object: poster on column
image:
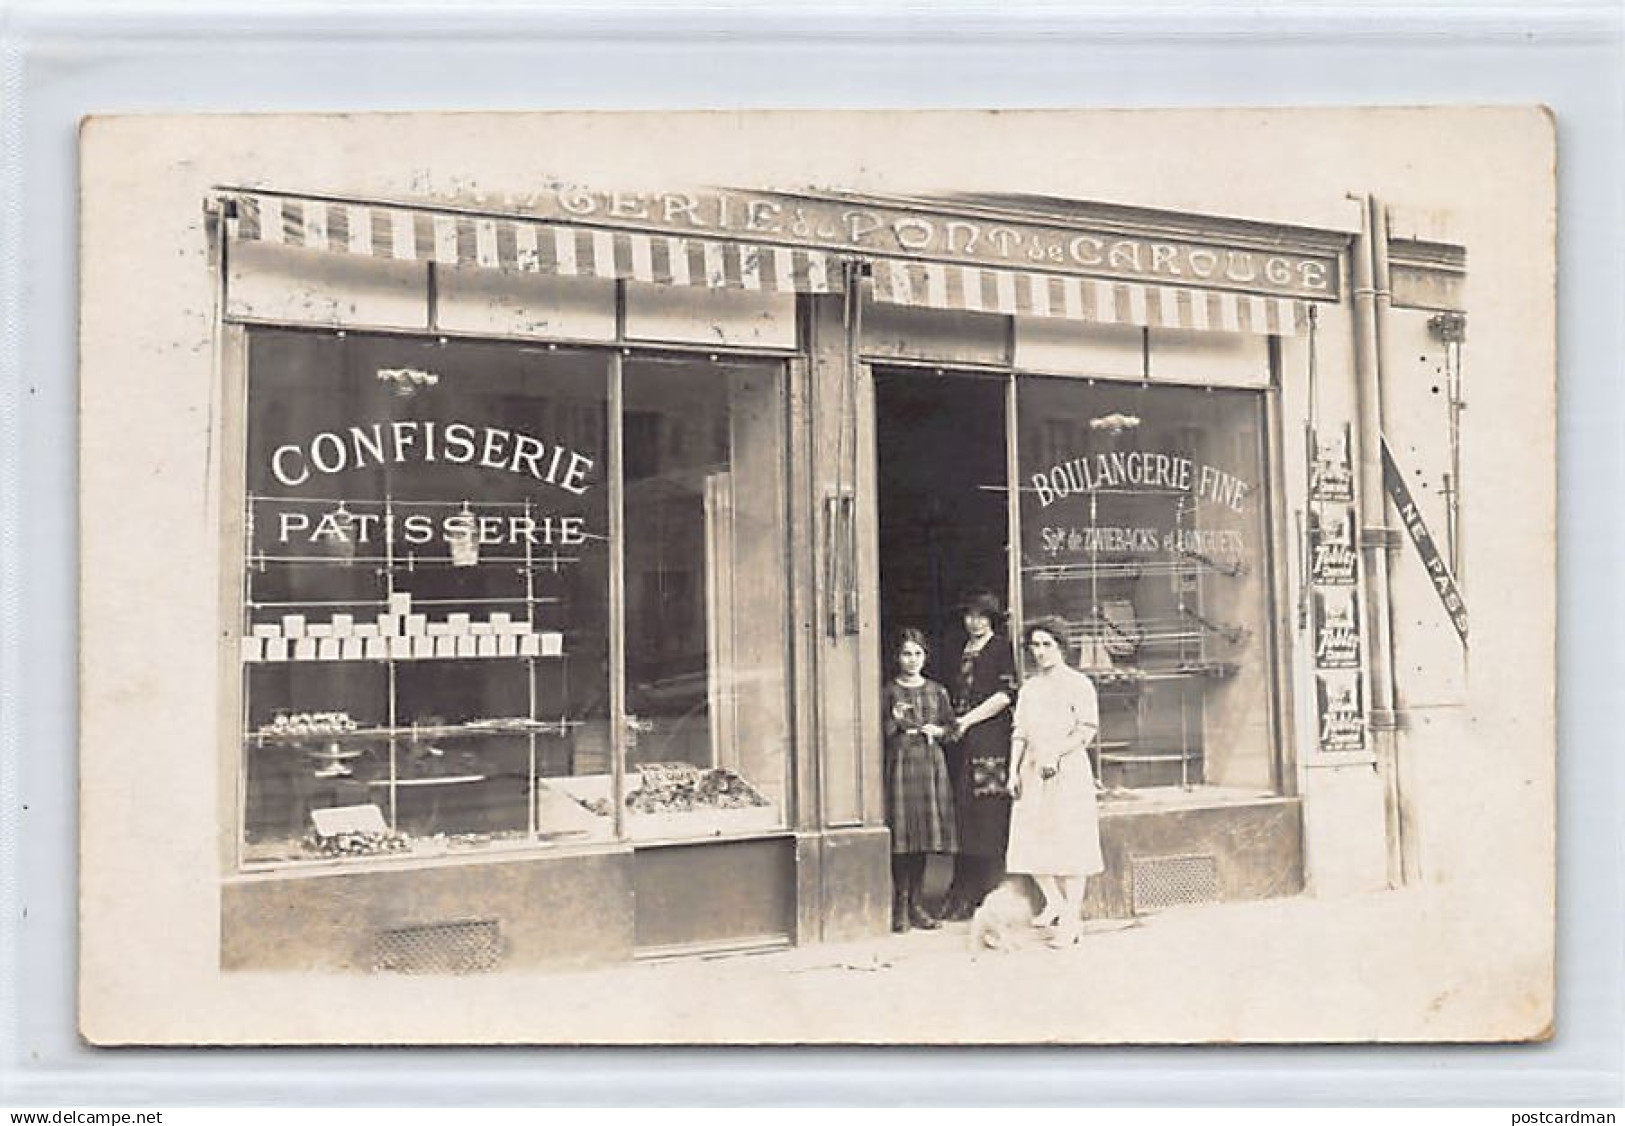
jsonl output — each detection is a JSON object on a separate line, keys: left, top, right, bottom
{"left": 76, "top": 109, "right": 1556, "bottom": 1046}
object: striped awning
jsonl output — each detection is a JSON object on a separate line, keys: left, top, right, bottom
{"left": 868, "top": 257, "right": 1308, "bottom": 336}
{"left": 223, "top": 192, "right": 843, "bottom": 295}
{"left": 221, "top": 191, "right": 1308, "bottom": 334}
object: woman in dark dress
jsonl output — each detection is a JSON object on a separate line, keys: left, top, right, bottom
{"left": 941, "top": 589, "right": 1018, "bottom": 921}
{"left": 881, "top": 629, "right": 958, "bottom": 933}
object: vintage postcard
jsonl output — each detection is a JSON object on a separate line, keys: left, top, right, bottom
{"left": 77, "top": 108, "right": 1554, "bottom": 1044}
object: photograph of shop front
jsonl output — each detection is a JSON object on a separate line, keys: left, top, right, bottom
{"left": 213, "top": 184, "right": 1467, "bottom": 973}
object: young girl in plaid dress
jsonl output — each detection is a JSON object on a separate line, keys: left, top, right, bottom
{"left": 882, "top": 629, "right": 958, "bottom": 933}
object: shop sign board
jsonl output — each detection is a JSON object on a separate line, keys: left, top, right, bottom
{"left": 1313, "top": 589, "right": 1362, "bottom": 669}
{"left": 1309, "top": 506, "right": 1358, "bottom": 585}
{"left": 1310, "top": 424, "right": 1355, "bottom": 502}
{"left": 484, "top": 186, "right": 1341, "bottom": 300}
{"left": 1382, "top": 437, "right": 1469, "bottom": 646}
{"left": 1317, "top": 672, "right": 1367, "bottom": 753}
{"left": 258, "top": 418, "right": 600, "bottom": 552}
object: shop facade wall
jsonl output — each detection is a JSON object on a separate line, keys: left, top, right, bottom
{"left": 1276, "top": 291, "right": 1394, "bottom": 897}
{"left": 1379, "top": 304, "right": 1472, "bottom": 888}
{"left": 794, "top": 827, "right": 893, "bottom": 944}
{"left": 624, "top": 282, "right": 797, "bottom": 349}
{"left": 632, "top": 838, "right": 796, "bottom": 954}
{"left": 807, "top": 292, "right": 886, "bottom": 835}
{"left": 1147, "top": 326, "right": 1271, "bottom": 388}
{"left": 1012, "top": 317, "right": 1142, "bottom": 379}
{"left": 227, "top": 241, "right": 429, "bottom": 330}
{"left": 1088, "top": 798, "right": 1305, "bottom": 919}
{"left": 217, "top": 250, "right": 892, "bottom": 950}
{"left": 221, "top": 847, "right": 636, "bottom": 972}
{"left": 874, "top": 295, "right": 1306, "bottom": 804}
{"left": 437, "top": 265, "right": 617, "bottom": 341}
{"left": 212, "top": 207, "right": 1407, "bottom": 947}
{"left": 1295, "top": 760, "right": 1391, "bottom": 898}
{"left": 861, "top": 301, "right": 1008, "bottom": 367}
{"left": 1380, "top": 306, "right": 1468, "bottom": 709}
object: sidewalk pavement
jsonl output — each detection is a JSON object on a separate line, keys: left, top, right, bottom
{"left": 487, "top": 880, "right": 1551, "bottom": 1044}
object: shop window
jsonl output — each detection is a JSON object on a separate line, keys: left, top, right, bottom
{"left": 237, "top": 331, "right": 791, "bottom": 866}
{"left": 1017, "top": 378, "right": 1276, "bottom": 794}
{"left": 239, "top": 330, "right": 613, "bottom": 864}
{"left": 620, "top": 357, "right": 792, "bottom": 839}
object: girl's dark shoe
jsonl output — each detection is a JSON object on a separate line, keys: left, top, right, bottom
{"left": 907, "top": 899, "right": 942, "bottom": 930}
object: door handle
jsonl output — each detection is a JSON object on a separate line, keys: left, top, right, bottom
{"left": 824, "top": 491, "right": 859, "bottom": 637}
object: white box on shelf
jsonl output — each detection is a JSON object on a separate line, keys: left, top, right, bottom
{"left": 456, "top": 635, "right": 479, "bottom": 658}
{"left": 390, "top": 636, "right": 415, "bottom": 660}
{"left": 434, "top": 636, "right": 458, "bottom": 659}
{"left": 317, "top": 638, "right": 342, "bottom": 661}
{"left": 251, "top": 623, "right": 281, "bottom": 640}
{"left": 476, "top": 635, "right": 499, "bottom": 658}
{"left": 294, "top": 638, "right": 318, "bottom": 661}
{"left": 448, "top": 612, "right": 472, "bottom": 633}
{"left": 497, "top": 635, "right": 518, "bottom": 658}
{"left": 365, "top": 637, "right": 390, "bottom": 661}
{"left": 470, "top": 621, "right": 494, "bottom": 637}
{"left": 411, "top": 636, "right": 436, "bottom": 660}
{"left": 355, "top": 623, "right": 380, "bottom": 640}
{"left": 539, "top": 632, "right": 564, "bottom": 657}
{"left": 265, "top": 638, "right": 290, "bottom": 662}
{"left": 503, "top": 620, "right": 532, "bottom": 636}
{"left": 389, "top": 592, "right": 413, "bottom": 617}
{"left": 519, "top": 634, "right": 541, "bottom": 657}
{"left": 376, "top": 614, "right": 399, "bottom": 637}
{"left": 332, "top": 613, "right": 355, "bottom": 638}
{"left": 281, "top": 614, "right": 307, "bottom": 639}
{"left": 406, "top": 614, "right": 428, "bottom": 637}
{"left": 426, "top": 621, "right": 450, "bottom": 638}
{"left": 489, "top": 612, "right": 512, "bottom": 630}
{"left": 340, "top": 638, "right": 366, "bottom": 661}
{"left": 307, "top": 623, "right": 334, "bottom": 639}
{"left": 240, "top": 636, "right": 263, "bottom": 662}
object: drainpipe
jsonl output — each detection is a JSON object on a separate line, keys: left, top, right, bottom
{"left": 1351, "top": 194, "right": 1408, "bottom": 889}
{"left": 1368, "top": 197, "right": 1420, "bottom": 886}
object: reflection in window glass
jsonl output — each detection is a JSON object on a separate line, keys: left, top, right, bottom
{"left": 240, "top": 331, "right": 613, "bottom": 864}
{"left": 621, "top": 358, "right": 791, "bottom": 838}
{"left": 1017, "top": 378, "right": 1275, "bottom": 794}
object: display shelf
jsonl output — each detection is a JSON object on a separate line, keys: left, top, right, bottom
{"left": 367, "top": 774, "right": 486, "bottom": 788}
{"left": 251, "top": 717, "right": 580, "bottom": 746}
{"left": 1081, "top": 661, "right": 1240, "bottom": 685}
{"left": 549, "top": 771, "right": 784, "bottom": 843}
{"left": 245, "top": 595, "right": 562, "bottom": 607}
{"left": 247, "top": 493, "right": 544, "bottom": 509}
{"left": 240, "top": 491, "right": 595, "bottom": 862}
{"left": 1023, "top": 559, "right": 1245, "bottom": 582}
{"left": 1100, "top": 750, "right": 1195, "bottom": 765}
{"left": 249, "top": 555, "right": 581, "bottom": 567}
{"left": 243, "top": 644, "right": 566, "bottom": 663}
{"left": 1030, "top": 476, "right": 1256, "bottom": 792}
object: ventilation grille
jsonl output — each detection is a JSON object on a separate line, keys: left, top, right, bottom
{"left": 1130, "top": 854, "right": 1220, "bottom": 914}
{"left": 373, "top": 919, "right": 503, "bottom": 975}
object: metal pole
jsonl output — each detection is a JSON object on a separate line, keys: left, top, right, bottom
{"left": 608, "top": 351, "right": 627, "bottom": 842}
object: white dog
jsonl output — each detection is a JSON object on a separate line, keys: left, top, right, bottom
{"left": 968, "top": 879, "right": 1047, "bottom": 952}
